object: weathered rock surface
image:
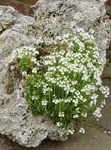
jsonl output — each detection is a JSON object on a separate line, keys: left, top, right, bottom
{"left": 1, "top": 126, "right": 111, "bottom": 150}
{"left": 0, "top": 0, "right": 111, "bottom": 148}
{"left": 0, "top": 6, "right": 65, "bottom": 148}
{"left": 33, "top": 0, "right": 111, "bottom": 52}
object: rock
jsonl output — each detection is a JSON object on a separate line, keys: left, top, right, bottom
{"left": 32, "top": 0, "right": 111, "bottom": 50}
{"left": 1, "top": 126, "right": 111, "bottom": 150}
{"left": 0, "top": 0, "right": 110, "bottom": 147}
{"left": 0, "top": 6, "right": 66, "bottom": 148}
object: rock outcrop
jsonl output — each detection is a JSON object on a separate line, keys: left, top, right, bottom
{"left": 0, "top": 0, "right": 110, "bottom": 147}
{"left": 0, "top": 6, "right": 65, "bottom": 148}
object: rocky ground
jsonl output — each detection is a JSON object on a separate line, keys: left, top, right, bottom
{"left": 0, "top": 0, "right": 111, "bottom": 149}
{"left": 0, "top": 64, "right": 111, "bottom": 150}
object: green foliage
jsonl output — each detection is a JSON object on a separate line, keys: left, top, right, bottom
{"left": 16, "top": 54, "right": 34, "bottom": 72}
{"left": 16, "top": 31, "right": 109, "bottom": 135}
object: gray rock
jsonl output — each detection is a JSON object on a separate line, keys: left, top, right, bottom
{"left": 1, "top": 126, "right": 111, "bottom": 150}
{"left": 0, "top": 0, "right": 110, "bottom": 147}
{"left": 0, "top": 6, "right": 66, "bottom": 148}
{"left": 32, "top": 0, "right": 111, "bottom": 69}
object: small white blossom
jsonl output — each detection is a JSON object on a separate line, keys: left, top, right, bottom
{"left": 32, "top": 68, "right": 38, "bottom": 73}
{"left": 79, "top": 128, "right": 85, "bottom": 134}
{"left": 81, "top": 75, "right": 89, "bottom": 81}
{"left": 93, "top": 107, "right": 102, "bottom": 119}
{"left": 31, "top": 57, "right": 36, "bottom": 63}
{"left": 73, "top": 114, "right": 79, "bottom": 118}
{"left": 56, "top": 122, "right": 62, "bottom": 127}
{"left": 52, "top": 99, "right": 60, "bottom": 104}
{"left": 99, "top": 86, "right": 109, "bottom": 98}
{"left": 22, "top": 71, "right": 27, "bottom": 76}
{"left": 82, "top": 112, "right": 87, "bottom": 118}
{"left": 72, "top": 99, "right": 78, "bottom": 107}
{"left": 59, "top": 112, "right": 65, "bottom": 118}
{"left": 42, "top": 100, "right": 48, "bottom": 106}
{"left": 67, "top": 129, "right": 75, "bottom": 135}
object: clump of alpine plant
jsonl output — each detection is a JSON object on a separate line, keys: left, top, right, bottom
{"left": 16, "top": 30, "right": 109, "bottom": 136}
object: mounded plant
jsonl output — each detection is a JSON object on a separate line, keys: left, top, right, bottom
{"left": 16, "top": 30, "right": 109, "bottom": 135}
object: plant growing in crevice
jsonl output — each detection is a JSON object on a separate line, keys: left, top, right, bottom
{"left": 16, "top": 30, "right": 109, "bottom": 135}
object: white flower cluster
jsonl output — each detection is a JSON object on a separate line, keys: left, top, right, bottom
{"left": 93, "top": 107, "right": 102, "bottom": 120}
{"left": 17, "top": 46, "right": 40, "bottom": 75}
{"left": 17, "top": 46, "right": 39, "bottom": 59}
{"left": 17, "top": 30, "right": 109, "bottom": 136}
{"left": 43, "top": 31, "right": 109, "bottom": 128}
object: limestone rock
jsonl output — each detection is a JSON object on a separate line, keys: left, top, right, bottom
{"left": 0, "top": 0, "right": 110, "bottom": 147}
{"left": 32, "top": 0, "right": 111, "bottom": 63}
{"left": 0, "top": 6, "right": 66, "bottom": 148}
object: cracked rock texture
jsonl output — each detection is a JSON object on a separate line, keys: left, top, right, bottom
{"left": 0, "top": 0, "right": 111, "bottom": 148}
{"left": 33, "top": 0, "right": 111, "bottom": 52}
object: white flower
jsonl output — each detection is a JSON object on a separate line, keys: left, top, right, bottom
{"left": 93, "top": 107, "right": 102, "bottom": 119}
{"left": 72, "top": 99, "right": 78, "bottom": 107}
{"left": 68, "top": 41, "right": 74, "bottom": 48}
{"left": 32, "top": 68, "right": 38, "bottom": 73}
{"left": 82, "top": 112, "right": 87, "bottom": 118}
{"left": 56, "top": 122, "right": 62, "bottom": 127}
{"left": 52, "top": 99, "right": 60, "bottom": 104}
{"left": 99, "top": 86, "right": 109, "bottom": 98}
{"left": 79, "top": 128, "right": 85, "bottom": 134}
{"left": 64, "top": 98, "right": 72, "bottom": 103}
{"left": 22, "top": 71, "right": 27, "bottom": 76}
{"left": 67, "top": 129, "right": 75, "bottom": 135}
{"left": 42, "top": 100, "right": 48, "bottom": 106}
{"left": 81, "top": 75, "right": 89, "bottom": 81}
{"left": 73, "top": 114, "right": 79, "bottom": 118}
{"left": 82, "top": 98, "right": 87, "bottom": 102}
{"left": 32, "top": 96, "right": 35, "bottom": 100}
{"left": 91, "top": 94, "right": 98, "bottom": 100}
{"left": 59, "top": 112, "right": 65, "bottom": 118}
{"left": 31, "top": 57, "right": 36, "bottom": 63}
